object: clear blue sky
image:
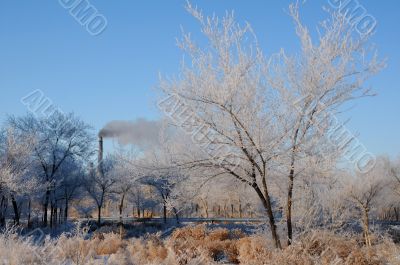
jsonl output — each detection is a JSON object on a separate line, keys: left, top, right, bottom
{"left": 0, "top": 1, "right": 399, "bottom": 157}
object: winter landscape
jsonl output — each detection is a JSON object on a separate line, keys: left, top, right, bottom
{"left": 1, "top": 1, "right": 400, "bottom": 264}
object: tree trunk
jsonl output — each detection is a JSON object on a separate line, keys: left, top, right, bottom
{"left": 27, "top": 198, "right": 32, "bottom": 228}
{"left": 54, "top": 206, "right": 58, "bottom": 227}
{"left": 394, "top": 207, "right": 399, "bottom": 221}
{"left": 64, "top": 198, "right": 69, "bottom": 223}
{"left": 0, "top": 196, "right": 5, "bottom": 226}
{"left": 97, "top": 206, "right": 102, "bottom": 226}
{"left": 362, "top": 207, "right": 371, "bottom": 246}
{"left": 163, "top": 202, "right": 167, "bottom": 224}
{"left": 50, "top": 203, "right": 54, "bottom": 228}
{"left": 59, "top": 207, "right": 62, "bottom": 224}
{"left": 286, "top": 130, "right": 299, "bottom": 246}
{"left": 252, "top": 183, "right": 282, "bottom": 249}
{"left": 43, "top": 188, "right": 50, "bottom": 227}
{"left": 11, "top": 195, "right": 20, "bottom": 225}
{"left": 119, "top": 194, "right": 125, "bottom": 223}
{"left": 119, "top": 194, "right": 125, "bottom": 238}
{"left": 224, "top": 204, "right": 227, "bottom": 218}
{"left": 286, "top": 167, "right": 295, "bottom": 246}
{"left": 173, "top": 207, "right": 180, "bottom": 224}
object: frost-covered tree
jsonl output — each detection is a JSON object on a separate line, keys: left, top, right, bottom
{"left": 138, "top": 144, "right": 185, "bottom": 223}
{"left": 377, "top": 157, "right": 400, "bottom": 220}
{"left": 84, "top": 156, "right": 117, "bottom": 225}
{"left": 267, "top": 3, "right": 384, "bottom": 245}
{"left": 54, "top": 157, "right": 86, "bottom": 223}
{"left": 110, "top": 152, "right": 141, "bottom": 226}
{"left": 343, "top": 158, "right": 391, "bottom": 246}
{"left": 140, "top": 171, "right": 184, "bottom": 223}
{"left": 389, "top": 157, "right": 400, "bottom": 198}
{"left": 0, "top": 127, "right": 41, "bottom": 225}
{"left": 273, "top": 146, "right": 340, "bottom": 233}
{"left": 7, "top": 112, "right": 94, "bottom": 226}
{"left": 191, "top": 176, "right": 261, "bottom": 218}
{"left": 159, "top": 3, "right": 288, "bottom": 248}
{"left": 158, "top": 2, "right": 383, "bottom": 247}
{"left": 129, "top": 184, "right": 147, "bottom": 218}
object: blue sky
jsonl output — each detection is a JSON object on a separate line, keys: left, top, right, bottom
{"left": 0, "top": 0, "right": 399, "bottom": 157}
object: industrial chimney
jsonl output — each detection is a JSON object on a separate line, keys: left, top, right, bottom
{"left": 98, "top": 136, "right": 104, "bottom": 177}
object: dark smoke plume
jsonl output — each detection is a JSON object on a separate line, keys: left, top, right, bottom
{"left": 99, "top": 118, "right": 161, "bottom": 148}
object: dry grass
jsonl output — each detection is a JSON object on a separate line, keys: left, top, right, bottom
{"left": 0, "top": 230, "right": 43, "bottom": 265}
{"left": 127, "top": 234, "right": 169, "bottom": 264}
{"left": 236, "top": 235, "right": 272, "bottom": 264}
{"left": 235, "top": 230, "right": 400, "bottom": 265}
{"left": 0, "top": 225, "right": 399, "bottom": 264}
{"left": 95, "top": 233, "right": 125, "bottom": 255}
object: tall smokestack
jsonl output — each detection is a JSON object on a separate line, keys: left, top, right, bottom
{"left": 98, "top": 136, "right": 104, "bottom": 177}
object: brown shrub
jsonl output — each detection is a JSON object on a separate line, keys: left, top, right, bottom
{"left": 166, "top": 225, "right": 247, "bottom": 264}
